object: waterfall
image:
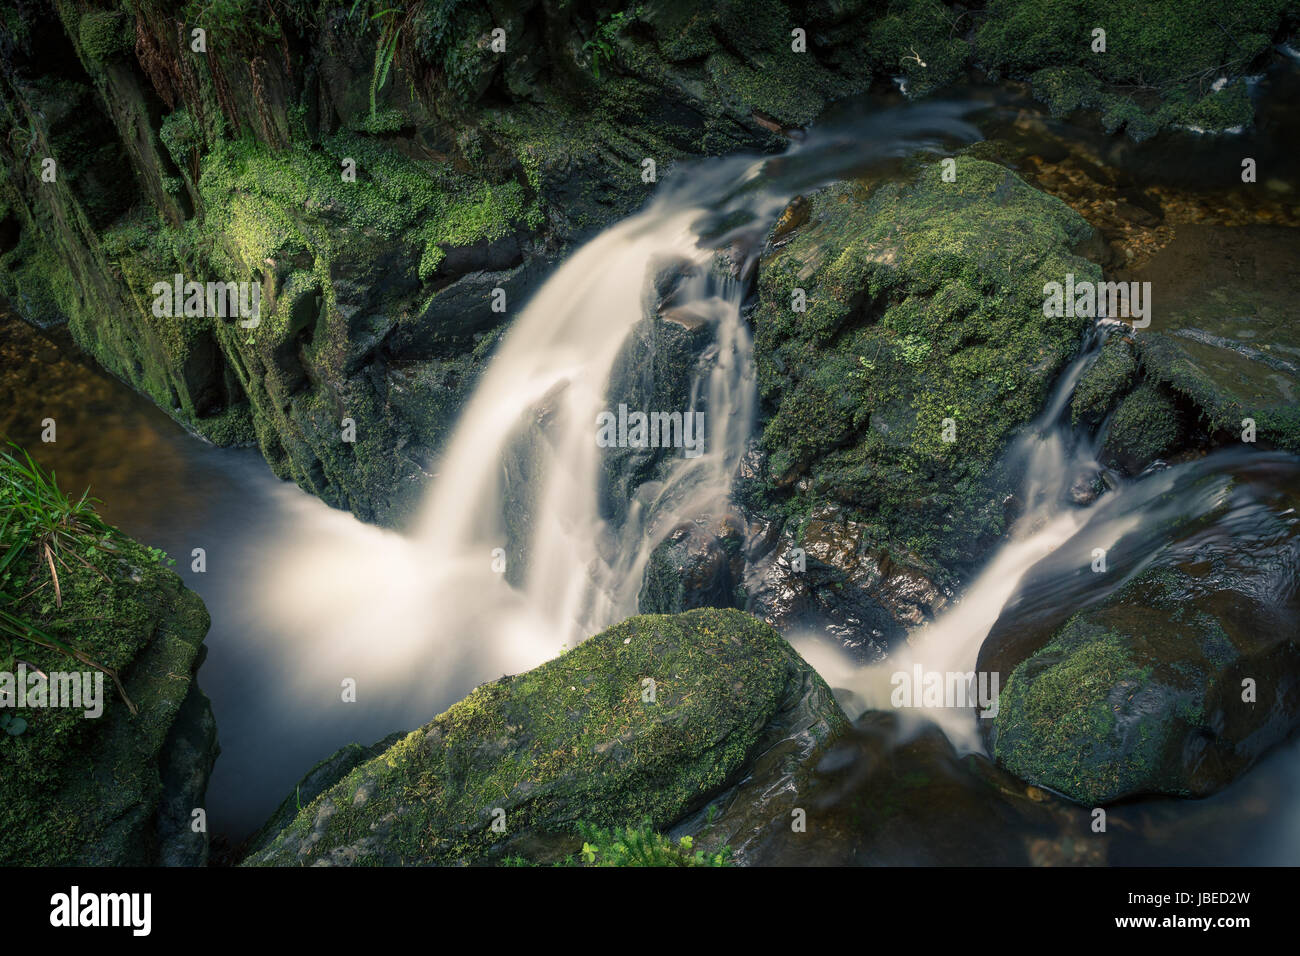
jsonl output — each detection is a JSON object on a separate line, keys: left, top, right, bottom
{"left": 247, "top": 102, "right": 984, "bottom": 724}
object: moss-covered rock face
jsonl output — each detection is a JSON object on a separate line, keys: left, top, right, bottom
{"left": 975, "top": 0, "right": 1295, "bottom": 139}
{"left": 77, "top": 9, "right": 132, "bottom": 66}
{"left": 750, "top": 157, "right": 1100, "bottom": 582}
{"left": 989, "top": 528, "right": 1300, "bottom": 805}
{"left": 0, "top": 509, "right": 214, "bottom": 866}
{"left": 0, "top": 0, "right": 885, "bottom": 526}
{"left": 245, "top": 608, "right": 847, "bottom": 866}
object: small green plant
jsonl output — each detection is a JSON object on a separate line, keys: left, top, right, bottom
{"left": 0, "top": 443, "right": 135, "bottom": 712}
{"left": 574, "top": 821, "right": 732, "bottom": 867}
{"left": 0, "top": 712, "right": 27, "bottom": 737}
{"left": 144, "top": 546, "right": 175, "bottom": 568}
{"left": 350, "top": 2, "right": 407, "bottom": 128}
{"left": 582, "top": 7, "right": 641, "bottom": 79}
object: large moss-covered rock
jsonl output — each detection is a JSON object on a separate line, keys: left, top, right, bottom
{"left": 750, "top": 157, "right": 1101, "bottom": 584}
{"left": 245, "top": 608, "right": 847, "bottom": 866}
{"left": 986, "top": 490, "right": 1300, "bottom": 805}
{"left": 0, "top": 519, "right": 215, "bottom": 866}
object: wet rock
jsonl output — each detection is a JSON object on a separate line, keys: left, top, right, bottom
{"left": 770, "top": 195, "right": 810, "bottom": 243}
{"left": 982, "top": 460, "right": 1300, "bottom": 804}
{"left": 1067, "top": 469, "right": 1108, "bottom": 506}
{"left": 241, "top": 731, "right": 405, "bottom": 861}
{"left": 155, "top": 682, "right": 220, "bottom": 867}
{"left": 750, "top": 158, "right": 1102, "bottom": 588}
{"left": 694, "top": 711, "right": 1103, "bottom": 866}
{"left": 1101, "top": 382, "right": 1184, "bottom": 475}
{"left": 245, "top": 609, "right": 847, "bottom": 867}
{"left": 1120, "top": 225, "right": 1300, "bottom": 455}
{"left": 638, "top": 513, "right": 747, "bottom": 615}
{"left": 744, "top": 507, "right": 946, "bottom": 658}
{"left": 1070, "top": 332, "right": 1138, "bottom": 426}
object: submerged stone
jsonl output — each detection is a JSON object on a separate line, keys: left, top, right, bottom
{"left": 1121, "top": 226, "right": 1300, "bottom": 455}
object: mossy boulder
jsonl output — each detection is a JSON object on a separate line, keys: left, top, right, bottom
{"left": 244, "top": 608, "right": 847, "bottom": 866}
{"left": 751, "top": 157, "right": 1101, "bottom": 582}
{"left": 0, "top": 524, "right": 214, "bottom": 866}
{"left": 987, "top": 503, "right": 1300, "bottom": 805}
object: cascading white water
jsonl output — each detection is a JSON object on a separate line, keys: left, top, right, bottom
{"left": 248, "top": 102, "right": 985, "bottom": 726}
{"left": 791, "top": 319, "right": 1289, "bottom": 753}
{"left": 251, "top": 156, "right": 779, "bottom": 717}
{"left": 792, "top": 328, "right": 1114, "bottom": 749}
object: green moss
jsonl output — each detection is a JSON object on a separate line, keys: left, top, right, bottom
{"left": 1103, "top": 382, "right": 1182, "bottom": 469}
{"left": 1179, "top": 78, "right": 1255, "bottom": 130}
{"left": 246, "top": 608, "right": 846, "bottom": 866}
{"left": 1071, "top": 333, "right": 1137, "bottom": 424}
{"left": 752, "top": 158, "right": 1100, "bottom": 576}
{"left": 993, "top": 615, "right": 1171, "bottom": 803}
{"left": 1028, "top": 66, "right": 1104, "bottom": 118}
{"left": 0, "top": 451, "right": 210, "bottom": 865}
{"left": 989, "top": 547, "right": 1294, "bottom": 804}
{"left": 77, "top": 9, "right": 132, "bottom": 66}
{"left": 866, "top": 0, "right": 971, "bottom": 96}
{"left": 192, "top": 403, "right": 257, "bottom": 445}
{"left": 977, "top": 0, "right": 1291, "bottom": 136}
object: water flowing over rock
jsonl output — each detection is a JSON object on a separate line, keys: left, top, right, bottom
{"left": 980, "top": 452, "right": 1300, "bottom": 804}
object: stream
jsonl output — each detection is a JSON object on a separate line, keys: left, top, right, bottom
{"left": 3, "top": 63, "right": 1299, "bottom": 863}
